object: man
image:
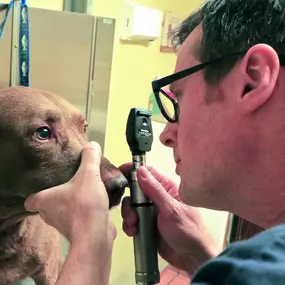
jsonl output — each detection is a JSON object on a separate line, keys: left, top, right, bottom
{"left": 122, "top": 0, "right": 285, "bottom": 281}
{"left": 24, "top": 0, "right": 285, "bottom": 284}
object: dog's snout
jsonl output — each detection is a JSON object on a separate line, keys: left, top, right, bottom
{"left": 104, "top": 174, "right": 128, "bottom": 208}
{"left": 105, "top": 174, "right": 128, "bottom": 193}
{"left": 114, "top": 175, "right": 128, "bottom": 189}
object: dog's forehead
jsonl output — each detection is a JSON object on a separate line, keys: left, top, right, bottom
{"left": 0, "top": 86, "right": 85, "bottom": 123}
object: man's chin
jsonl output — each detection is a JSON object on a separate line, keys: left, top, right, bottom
{"left": 178, "top": 181, "right": 201, "bottom": 207}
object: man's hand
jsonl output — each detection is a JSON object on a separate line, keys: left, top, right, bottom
{"left": 24, "top": 141, "right": 115, "bottom": 244}
{"left": 120, "top": 163, "right": 221, "bottom": 277}
{"left": 24, "top": 141, "right": 115, "bottom": 285}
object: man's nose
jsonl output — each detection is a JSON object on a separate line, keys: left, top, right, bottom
{"left": 159, "top": 123, "right": 177, "bottom": 148}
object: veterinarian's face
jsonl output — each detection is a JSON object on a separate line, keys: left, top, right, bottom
{"left": 159, "top": 25, "right": 248, "bottom": 210}
{"left": 0, "top": 87, "right": 127, "bottom": 209}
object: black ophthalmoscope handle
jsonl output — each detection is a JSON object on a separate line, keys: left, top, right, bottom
{"left": 130, "top": 160, "right": 160, "bottom": 285}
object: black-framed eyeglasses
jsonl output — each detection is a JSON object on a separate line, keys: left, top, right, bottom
{"left": 151, "top": 51, "right": 285, "bottom": 123}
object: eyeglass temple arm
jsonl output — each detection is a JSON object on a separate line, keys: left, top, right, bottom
{"left": 152, "top": 52, "right": 285, "bottom": 92}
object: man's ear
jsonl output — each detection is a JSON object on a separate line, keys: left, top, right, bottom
{"left": 239, "top": 44, "right": 280, "bottom": 114}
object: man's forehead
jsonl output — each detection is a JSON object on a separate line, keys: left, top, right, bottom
{"left": 175, "top": 24, "right": 203, "bottom": 72}
{"left": 169, "top": 25, "right": 203, "bottom": 92}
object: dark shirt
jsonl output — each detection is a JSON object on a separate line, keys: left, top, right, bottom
{"left": 191, "top": 223, "right": 285, "bottom": 284}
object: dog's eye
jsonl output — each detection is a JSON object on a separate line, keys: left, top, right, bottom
{"left": 35, "top": 127, "right": 51, "bottom": 140}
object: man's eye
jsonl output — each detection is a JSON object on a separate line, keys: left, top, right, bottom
{"left": 163, "top": 88, "right": 179, "bottom": 101}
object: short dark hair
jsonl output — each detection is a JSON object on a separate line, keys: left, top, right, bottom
{"left": 171, "top": 0, "right": 285, "bottom": 83}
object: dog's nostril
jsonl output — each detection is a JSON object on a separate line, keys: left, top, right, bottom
{"left": 105, "top": 175, "right": 128, "bottom": 208}
{"left": 116, "top": 175, "right": 128, "bottom": 189}
{"left": 104, "top": 175, "right": 128, "bottom": 194}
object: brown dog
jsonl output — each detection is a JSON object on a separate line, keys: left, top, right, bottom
{"left": 0, "top": 86, "right": 128, "bottom": 285}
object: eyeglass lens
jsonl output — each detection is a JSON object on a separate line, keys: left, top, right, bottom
{"left": 158, "top": 89, "right": 176, "bottom": 121}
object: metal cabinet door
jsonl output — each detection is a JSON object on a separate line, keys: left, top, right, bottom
{"left": 28, "top": 7, "right": 95, "bottom": 116}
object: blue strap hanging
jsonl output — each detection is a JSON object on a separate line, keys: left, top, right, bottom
{"left": 19, "top": 0, "right": 30, "bottom": 87}
{"left": 0, "top": 0, "right": 30, "bottom": 87}
{"left": 0, "top": 1, "right": 14, "bottom": 40}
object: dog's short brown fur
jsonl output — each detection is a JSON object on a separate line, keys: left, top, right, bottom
{"left": 0, "top": 86, "right": 128, "bottom": 285}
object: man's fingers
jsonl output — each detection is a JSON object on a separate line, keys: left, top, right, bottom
{"left": 24, "top": 185, "right": 66, "bottom": 213}
{"left": 119, "top": 163, "right": 152, "bottom": 181}
{"left": 122, "top": 220, "right": 137, "bottom": 237}
{"left": 121, "top": 197, "right": 138, "bottom": 237}
{"left": 120, "top": 163, "right": 178, "bottom": 195}
{"left": 118, "top": 162, "right": 133, "bottom": 177}
{"left": 137, "top": 166, "right": 176, "bottom": 217}
{"left": 24, "top": 187, "right": 55, "bottom": 212}
{"left": 151, "top": 168, "right": 181, "bottom": 201}
{"left": 25, "top": 142, "right": 103, "bottom": 212}
{"left": 121, "top": 196, "right": 137, "bottom": 227}
{"left": 148, "top": 168, "right": 179, "bottom": 197}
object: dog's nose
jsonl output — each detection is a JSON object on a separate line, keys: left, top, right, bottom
{"left": 114, "top": 175, "right": 128, "bottom": 189}
{"left": 104, "top": 174, "right": 128, "bottom": 207}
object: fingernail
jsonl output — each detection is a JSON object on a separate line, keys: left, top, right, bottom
{"left": 86, "top": 141, "right": 98, "bottom": 150}
{"left": 24, "top": 195, "right": 38, "bottom": 212}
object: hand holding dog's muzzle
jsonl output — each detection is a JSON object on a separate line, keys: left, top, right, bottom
{"left": 24, "top": 141, "right": 116, "bottom": 245}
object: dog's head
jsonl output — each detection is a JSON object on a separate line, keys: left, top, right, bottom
{"left": 0, "top": 86, "right": 128, "bottom": 214}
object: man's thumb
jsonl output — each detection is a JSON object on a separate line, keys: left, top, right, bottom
{"left": 79, "top": 141, "right": 102, "bottom": 174}
{"left": 24, "top": 193, "right": 39, "bottom": 212}
{"left": 137, "top": 166, "right": 174, "bottom": 217}
{"left": 24, "top": 186, "right": 60, "bottom": 212}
